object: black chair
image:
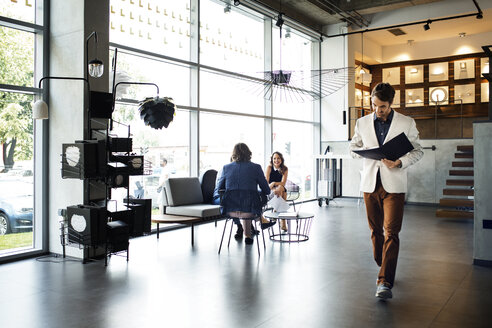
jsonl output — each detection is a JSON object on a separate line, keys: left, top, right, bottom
{"left": 199, "top": 169, "right": 218, "bottom": 204}
{"left": 218, "top": 189, "right": 267, "bottom": 256}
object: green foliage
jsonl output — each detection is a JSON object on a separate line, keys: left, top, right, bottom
{"left": 0, "top": 231, "right": 33, "bottom": 250}
{"left": 0, "top": 26, "right": 34, "bottom": 87}
{"left": 0, "top": 26, "right": 34, "bottom": 163}
{"left": 0, "top": 103, "right": 32, "bottom": 160}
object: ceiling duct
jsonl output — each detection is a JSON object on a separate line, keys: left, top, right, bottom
{"left": 388, "top": 28, "right": 407, "bottom": 36}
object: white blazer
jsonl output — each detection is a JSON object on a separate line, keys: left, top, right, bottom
{"left": 350, "top": 111, "right": 423, "bottom": 193}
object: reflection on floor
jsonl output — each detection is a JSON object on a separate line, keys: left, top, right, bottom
{"left": 1, "top": 199, "right": 491, "bottom": 328}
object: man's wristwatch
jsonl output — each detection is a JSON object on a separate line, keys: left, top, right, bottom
{"left": 397, "top": 161, "right": 402, "bottom": 168}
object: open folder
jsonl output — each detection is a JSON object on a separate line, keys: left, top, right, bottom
{"left": 353, "top": 132, "right": 414, "bottom": 161}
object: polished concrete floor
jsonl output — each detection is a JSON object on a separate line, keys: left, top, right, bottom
{"left": 1, "top": 199, "right": 491, "bottom": 328}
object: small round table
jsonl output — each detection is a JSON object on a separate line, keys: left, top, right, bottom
{"left": 263, "top": 210, "right": 314, "bottom": 242}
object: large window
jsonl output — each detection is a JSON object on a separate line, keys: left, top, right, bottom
{"left": 0, "top": 0, "right": 36, "bottom": 23}
{"left": 199, "top": 112, "right": 264, "bottom": 173}
{"left": 272, "top": 26, "right": 315, "bottom": 120}
{"left": 109, "top": 0, "right": 319, "bottom": 206}
{"left": 0, "top": 0, "right": 44, "bottom": 257}
{"left": 110, "top": 0, "right": 192, "bottom": 61}
{"left": 272, "top": 120, "right": 314, "bottom": 199}
{"left": 110, "top": 104, "right": 190, "bottom": 208}
{"left": 200, "top": 0, "right": 264, "bottom": 73}
{"left": 200, "top": 69, "right": 264, "bottom": 114}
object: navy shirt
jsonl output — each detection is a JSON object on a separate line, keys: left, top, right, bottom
{"left": 373, "top": 110, "right": 394, "bottom": 146}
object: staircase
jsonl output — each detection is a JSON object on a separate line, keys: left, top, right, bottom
{"left": 436, "top": 145, "right": 474, "bottom": 219}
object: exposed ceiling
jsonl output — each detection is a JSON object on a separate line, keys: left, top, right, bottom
{"left": 254, "top": 0, "right": 447, "bottom": 30}
{"left": 364, "top": 7, "right": 492, "bottom": 46}
{"left": 252, "top": 0, "right": 492, "bottom": 46}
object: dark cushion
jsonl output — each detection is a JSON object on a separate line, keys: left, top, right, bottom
{"left": 200, "top": 169, "right": 218, "bottom": 204}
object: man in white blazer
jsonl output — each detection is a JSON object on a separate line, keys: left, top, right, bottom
{"left": 350, "top": 83, "right": 423, "bottom": 300}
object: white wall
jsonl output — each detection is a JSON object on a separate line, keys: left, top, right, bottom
{"left": 473, "top": 122, "right": 492, "bottom": 264}
{"left": 48, "top": 0, "right": 109, "bottom": 258}
{"left": 49, "top": 0, "right": 86, "bottom": 257}
{"left": 320, "top": 24, "right": 350, "bottom": 142}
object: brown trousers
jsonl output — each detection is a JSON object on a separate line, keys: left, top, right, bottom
{"left": 363, "top": 177, "right": 405, "bottom": 288}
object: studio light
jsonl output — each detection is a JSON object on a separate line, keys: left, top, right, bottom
{"left": 33, "top": 76, "right": 90, "bottom": 120}
{"left": 423, "top": 20, "right": 431, "bottom": 31}
{"left": 276, "top": 13, "right": 284, "bottom": 28}
{"left": 33, "top": 99, "right": 49, "bottom": 120}
{"left": 234, "top": 0, "right": 240, "bottom": 6}
{"left": 86, "top": 31, "right": 104, "bottom": 79}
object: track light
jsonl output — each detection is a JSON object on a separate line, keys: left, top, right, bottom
{"left": 224, "top": 4, "right": 231, "bottom": 14}
{"left": 234, "top": 0, "right": 240, "bottom": 6}
{"left": 423, "top": 20, "right": 431, "bottom": 31}
{"left": 276, "top": 13, "right": 284, "bottom": 28}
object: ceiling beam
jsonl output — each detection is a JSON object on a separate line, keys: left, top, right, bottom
{"left": 251, "top": 0, "right": 323, "bottom": 32}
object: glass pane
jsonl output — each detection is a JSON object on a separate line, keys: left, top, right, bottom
{"left": 0, "top": 92, "right": 34, "bottom": 252}
{"left": 0, "top": 26, "right": 35, "bottom": 87}
{"left": 482, "top": 82, "right": 489, "bottom": 103}
{"left": 110, "top": 104, "right": 190, "bottom": 211}
{"left": 109, "top": 0, "right": 192, "bottom": 61}
{"left": 405, "top": 88, "right": 424, "bottom": 107}
{"left": 200, "top": 69, "right": 264, "bottom": 114}
{"left": 481, "top": 57, "right": 489, "bottom": 74}
{"left": 272, "top": 26, "right": 314, "bottom": 118}
{"left": 0, "top": 0, "right": 36, "bottom": 23}
{"left": 454, "top": 59, "right": 475, "bottom": 80}
{"left": 272, "top": 99, "right": 313, "bottom": 121}
{"left": 382, "top": 67, "right": 400, "bottom": 85}
{"left": 200, "top": 0, "right": 264, "bottom": 73}
{"left": 429, "top": 62, "right": 448, "bottom": 82}
{"left": 111, "top": 50, "right": 191, "bottom": 106}
{"left": 200, "top": 112, "right": 264, "bottom": 174}
{"left": 405, "top": 65, "right": 423, "bottom": 84}
{"left": 454, "top": 84, "right": 475, "bottom": 104}
{"left": 272, "top": 120, "right": 313, "bottom": 200}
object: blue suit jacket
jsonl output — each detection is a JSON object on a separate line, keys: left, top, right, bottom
{"left": 215, "top": 161, "right": 270, "bottom": 215}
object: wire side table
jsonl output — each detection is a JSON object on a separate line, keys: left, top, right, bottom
{"left": 263, "top": 210, "right": 314, "bottom": 242}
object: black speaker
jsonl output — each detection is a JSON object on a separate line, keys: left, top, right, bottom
{"left": 88, "top": 180, "right": 107, "bottom": 203}
{"left": 90, "top": 91, "right": 114, "bottom": 119}
{"left": 106, "top": 220, "right": 129, "bottom": 253}
{"left": 62, "top": 141, "right": 101, "bottom": 179}
{"left": 108, "top": 206, "right": 134, "bottom": 234}
{"left": 108, "top": 136, "right": 132, "bottom": 153}
{"left": 107, "top": 162, "right": 129, "bottom": 188}
{"left": 111, "top": 155, "right": 144, "bottom": 175}
{"left": 125, "top": 198, "right": 152, "bottom": 233}
{"left": 67, "top": 205, "right": 107, "bottom": 246}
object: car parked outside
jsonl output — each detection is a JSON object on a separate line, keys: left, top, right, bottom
{"left": 0, "top": 176, "right": 33, "bottom": 235}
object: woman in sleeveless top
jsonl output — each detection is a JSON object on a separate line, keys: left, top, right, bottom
{"left": 265, "top": 152, "right": 289, "bottom": 231}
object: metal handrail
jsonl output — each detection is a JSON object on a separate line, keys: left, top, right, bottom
{"left": 348, "top": 99, "right": 466, "bottom": 139}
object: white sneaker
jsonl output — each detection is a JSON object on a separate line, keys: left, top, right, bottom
{"left": 375, "top": 284, "right": 392, "bottom": 300}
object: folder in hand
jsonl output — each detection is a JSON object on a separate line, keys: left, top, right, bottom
{"left": 353, "top": 132, "right": 414, "bottom": 161}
